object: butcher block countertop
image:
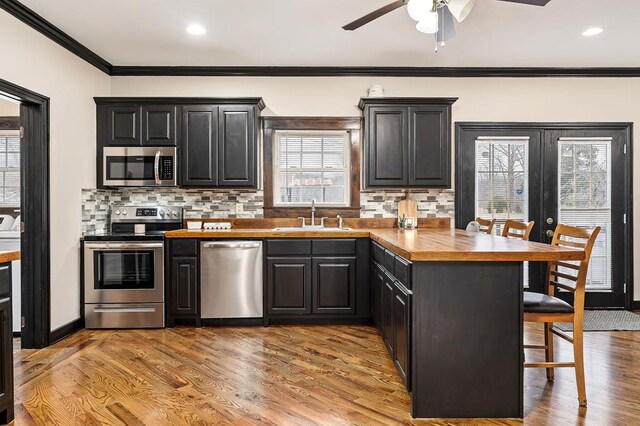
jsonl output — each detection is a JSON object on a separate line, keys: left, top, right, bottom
{"left": 0, "top": 250, "right": 20, "bottom": 264}
{"left": 165, "top": 228, "right": 583, "bottom": 262}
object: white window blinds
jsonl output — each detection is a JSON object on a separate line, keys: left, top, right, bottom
{"left": 0, "top": 132, "right": 20, "bottom": 204}
{"left": 558, "top": 138, "right": 612, "bottom": 291}
{"left": 274, "top": 131, "right": 350, "bottom": 206}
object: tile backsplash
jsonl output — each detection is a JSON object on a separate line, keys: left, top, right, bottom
{"left": 81, "top": 188, "right": 455, "bottom": 234}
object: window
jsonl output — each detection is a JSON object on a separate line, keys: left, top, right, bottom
{"left": 262, "top": 117, "right": 361, "bottom": 218}
{"left": 0, "top": 132, "right": 20, "bottom": 204}
{"left": 274, "top": 131, "right": 350, "bottom": 206}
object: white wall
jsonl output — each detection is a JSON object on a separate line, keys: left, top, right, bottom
{"left": 0, "top": 98, "right": 19, "bottom": 116}
{"left": 0, "top": 12, "right": 110, "bottom": 331}
{"left": 111, "top": 76, "right": 640, "bottom": 300}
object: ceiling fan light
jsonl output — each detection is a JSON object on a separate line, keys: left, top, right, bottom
{"left": 407, "top": 0, "right": 432, "bottom": 22}
{"left": 416, "top": 11, "right": 439, "bottom": 34}
{"left": 447, "top": 0, "right": 475, "bottom": 23}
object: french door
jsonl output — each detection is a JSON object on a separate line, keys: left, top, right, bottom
{"left": 456, "top": 123, "right": 632, "bottom": 308}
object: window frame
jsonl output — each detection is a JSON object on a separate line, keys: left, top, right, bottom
{"left": 263, "top": 117, "right": 361, "bottom": 218}
{"left": 0, "top": 129, "right": 21, "bottom": 205}
{"left": 273, "top": 129, "right": 351, "bottom": 207}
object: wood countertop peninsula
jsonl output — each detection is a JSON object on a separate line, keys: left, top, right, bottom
{"left": 165, "top": 227, "right": 583, "bottom": 262}
{"left": 0, "top": 251, "right": 20, "bottom": 264}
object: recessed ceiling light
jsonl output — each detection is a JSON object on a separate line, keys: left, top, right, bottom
{"left": 582, "top": 27, "right": 604, "bottom": 37}
{"left": 186, "top": 24, "right": 206, "bottom": 35}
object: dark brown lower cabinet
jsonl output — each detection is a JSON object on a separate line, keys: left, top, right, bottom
{"left": 382, "top": 274, "right": 395, "bottom": 355}
{"left": 170, "top": 257, "right": 198, "bottom": 317}
{"left": 0, "top": 263, "right": 13, "bottom": 424}
{"left": 393, "top": 282, "right": 411, "bottom": 388}
{"left": 371, "top": 262, "right": 384, "bottom": 327}
{"left": 312, "top": 257, "right": 356, "bottom": 314}
{"left": 267, "top": 257, "right": 312, "bottom": 314}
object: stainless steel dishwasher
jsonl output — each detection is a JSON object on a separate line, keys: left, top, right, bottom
{"left": 200, "top": 241, "right": 263, "bottom": 318}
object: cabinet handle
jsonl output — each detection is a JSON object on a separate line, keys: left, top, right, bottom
{"left": 0, "top": 266, "right": 9, "bottom": 272}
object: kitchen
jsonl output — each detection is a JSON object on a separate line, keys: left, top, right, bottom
{"left": 2, "top": 0, "right": 640, "bottom": 424}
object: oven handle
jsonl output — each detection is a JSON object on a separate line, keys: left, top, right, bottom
{"left": 93, "top": 306, "right": 157, "bottom": 313}
{"left": 85, "top": 242, "right": 164, "bottom": 250}
{"left": 154, "top": 149, "right": 161, "bottom": 185}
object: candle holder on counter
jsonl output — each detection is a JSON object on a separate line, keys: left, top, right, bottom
{"left": 398, "top": 215, "right": 417, "bottom": 229}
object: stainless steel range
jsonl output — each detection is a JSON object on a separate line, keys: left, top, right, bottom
{"left": 83, "top": 205, "right": 182, "bottom": 328}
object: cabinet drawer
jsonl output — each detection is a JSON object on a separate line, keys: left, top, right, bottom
{"left": 312, "top": 239, "right": 356, "bottom": 256}
{"left": 371, "top": 241, "right": 385, "bottom": 264}
{"left": 171, "top": 239, "right": 198, "bottom": 256}
{"left": 0, "top": 263, "right": 10, "bottom": 298}
{"left": 266, "top": 239, "right": 311, "bottom": 256}
{"left": 384, "top": 249, "right": 396, "bottom": 275}
{"left": 394, "top": 256, "right": 412, "bottom": 289}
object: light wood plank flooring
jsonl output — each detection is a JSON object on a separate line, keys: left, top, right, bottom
{"left": 11, "top": 323, "right": 640, "bottom": 425}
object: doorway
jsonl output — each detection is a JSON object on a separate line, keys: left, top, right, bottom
{"left": 0, "top": 78, "right": 50, "bottom": 349}
{"left": 455, "top": 123, "right": 633, "bottom": 309}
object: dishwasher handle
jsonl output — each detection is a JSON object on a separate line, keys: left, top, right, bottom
{"left": 202, "top": 241, "right": 261, "bottom": 249}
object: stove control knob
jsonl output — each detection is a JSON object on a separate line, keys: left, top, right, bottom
{"left": 115, "top": 210, "right": 121, "bottom": 215}
{"left": 159, "top": 210, "right": 166, "bottom": 216}
{"left": 172, "top": 211, "right": 179, "bottom": 217}
{"left": 122, "top": 210, "right": 128, "bottom": 215}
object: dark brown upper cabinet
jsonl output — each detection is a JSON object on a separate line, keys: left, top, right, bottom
{"left": 103, "top": 105, "right": 141, "bottom": 146}
{"left": 182, "top": 105, "right": 219, "bottom": 187}
{"left": 95, "top": 98, "right": 264, "bottom": 189}
{"left": 142, "top": 105, "right": 178, "bottom": 146}
{"left": 218, "top": 105, "right": 256, "bottom": 187}
{"left": 359, "top": 98, "right": 457, "bottom": 189}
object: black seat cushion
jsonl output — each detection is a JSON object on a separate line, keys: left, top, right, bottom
{"left": 523, "top": 291, "right": 574, "bottom": 314}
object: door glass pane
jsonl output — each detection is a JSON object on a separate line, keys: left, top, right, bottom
{"left": 475, "top": 138, "right": 530, "bottom": 287}
{"left": 558, "top": 138, "right": 612, "bottom": 292}
{"left": 94, "top": 251, "right": 155, "bottom": 290}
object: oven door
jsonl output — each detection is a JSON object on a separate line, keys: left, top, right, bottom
{"left": 103, "top": 146, "right": 176, "bottom": 187}
{"left": 84, "top": 242, "right": 164, "bottom": 303}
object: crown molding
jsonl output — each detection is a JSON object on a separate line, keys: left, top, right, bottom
{"left": 0, "top": 0, "right": 112, "bottom": 74}
{"left": 4, "top": 1, "right": 640, "bottom": 78}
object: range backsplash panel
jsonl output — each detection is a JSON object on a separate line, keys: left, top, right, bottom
{"left": 81, "top": 188, "right": 455, "bottom": 234}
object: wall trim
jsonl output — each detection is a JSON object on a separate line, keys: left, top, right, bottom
{"left": 4, "top": 1, "right": 640, "bottom": 78}
{"left": 0, "top": 0, "right": 112, "bottom": 74}
{"left": 632, "top": 301, "right": 640, "bottom": 311}
{"left": 49, "top": 318, "right": 84, "bottom": 345}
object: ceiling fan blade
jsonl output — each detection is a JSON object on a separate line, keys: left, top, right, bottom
{"left": 343, "top": 0, "right": 408, "bottom": 31}
{"left": 496, "top": 0, "right": 551, "bottom": 5}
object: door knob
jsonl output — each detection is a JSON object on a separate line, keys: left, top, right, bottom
{"left": 546, "top": 217, "right": 554, "bottom": 225}
{"left": 546, "top": 230, "right": 555, "bottom": 238}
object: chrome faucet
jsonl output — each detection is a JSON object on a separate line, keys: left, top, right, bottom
{"left": 310, "top": 199, "right": 316, "bottom": 227}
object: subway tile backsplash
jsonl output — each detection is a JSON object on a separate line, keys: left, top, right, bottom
{"left": 81, "top": 188, "right": 455, "bottom": 234}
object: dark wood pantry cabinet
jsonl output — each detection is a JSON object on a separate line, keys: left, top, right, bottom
{"left": 95, "top": 98, "right": 264, "bottom": 189}
{"left": 359, "top": 97, "right": 457, "bottom": 189}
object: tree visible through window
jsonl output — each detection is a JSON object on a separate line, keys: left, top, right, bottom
{"left": 274, "top": 131, "right": 350, "bottom": 206}
{"left": 0, "top": 133, "right": 20, "bottom": 204}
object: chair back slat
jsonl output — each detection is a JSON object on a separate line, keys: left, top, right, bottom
{"left": 547, "top": 224, "right": 601, "bottom": 312}
{"left": 502, "top": 220, "right": 535, "bottom": 241}
{"left": 475, "top": 217, "right": 496, "bottom": 234}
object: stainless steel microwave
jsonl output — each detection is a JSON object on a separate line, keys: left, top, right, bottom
{"left": 103, "top": 146, "right": 177, "bottom": 187}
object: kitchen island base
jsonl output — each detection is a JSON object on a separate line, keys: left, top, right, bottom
{"left": 411, "top": 261, "right": 524, "bottom": 419}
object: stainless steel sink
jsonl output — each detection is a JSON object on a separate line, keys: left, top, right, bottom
{"left": 271, "top": 227, "right": 353, "bottom": 232}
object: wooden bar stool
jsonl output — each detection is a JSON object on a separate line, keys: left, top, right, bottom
{"left": 475, "top": 217, "right": 496, "bottom": 234}
{"left": 523, "top": 224, "right": 600, "bottom": 406}
{"left": 501, "top": 219, "right": 535, "bottom": 241}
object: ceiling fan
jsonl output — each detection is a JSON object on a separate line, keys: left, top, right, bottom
{"left": 343, "top": 0, "right": 551, "bottom": 47}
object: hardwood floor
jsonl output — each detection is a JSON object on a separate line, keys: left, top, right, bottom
{"left": 10, "top": 323, "right": 640, "bottom": 425}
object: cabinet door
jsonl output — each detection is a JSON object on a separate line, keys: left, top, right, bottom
{"left": 382, "top": 273, "right": 395, "bottom": 355}
{"left": 366, "top": 106, "right": 408, "bottom": 187}
{"left": 170, "top": 257, "right": 198, "bottom": 316}
{"left": 267, "top": 257, "right": 312, "bottom": 314}
{"left": 182, "top": 105, "right": 218, "bottom": 187}
{"left": 0, "top": 297, "right": 13, "bottom": 422}
{"left": 218, "top": 106, "right": 257, "bottom": 187}
{"left": 142, "top": 105, "right": 177, "bottom": 146}
{"left": 393, "top": 282, "right": 411, "bottom": 389}
{"left": 408, "top": 105, "right": 451, "bottom": 187}
{"left": 371, "top": 262, "right": 385, "bottom": 329}
{"left": 312, "top": 257, "right": 356, "bottom": 314}
{"left": 104, "top": 106, "right": 141, "bottom": 146}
